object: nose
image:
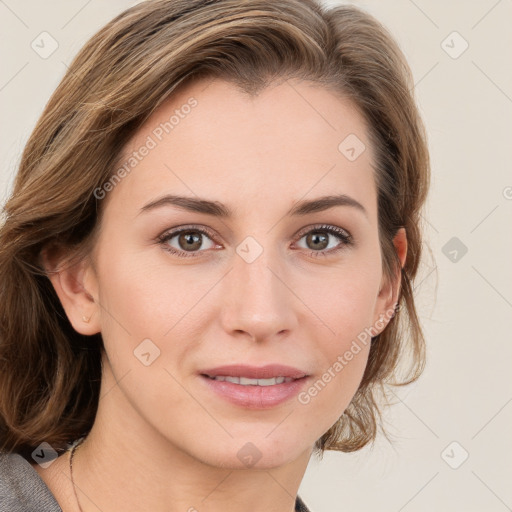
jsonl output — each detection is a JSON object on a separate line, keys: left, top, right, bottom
{"left": 220, "top": 243, "right": 298, "bottom": 343}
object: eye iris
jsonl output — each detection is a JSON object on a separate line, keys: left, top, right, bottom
{"left": 307, "top": 232, "right": 328, "bottom": 250}
{"left": 168, "top": 227, "right": 344, "bottom": 255}
{"left": 179, "top": 231, "right": 202, "bottom": 251}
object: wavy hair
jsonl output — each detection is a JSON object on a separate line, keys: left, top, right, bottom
{"left": 0, "top": 0, "right": 429, "bottom": 460}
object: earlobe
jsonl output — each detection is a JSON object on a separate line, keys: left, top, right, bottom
{"left": 40, "top": 246, "right": 100, "bottom": 335}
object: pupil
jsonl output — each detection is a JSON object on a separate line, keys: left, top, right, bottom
{"left": 181, "top": 232, "right": 201, "bottom": 251}
{"left": 309, "top": 232, "right": 328, "bottom": 250}
{"left": 177, "top": 231, "right": 330, "bottom": 252}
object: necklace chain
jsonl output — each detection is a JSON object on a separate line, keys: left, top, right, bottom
{"left": 69, "top": 437, "right": 85, "bottom": 512}
{"left": 68, "top": 437, "right": 303, "bottom": 512}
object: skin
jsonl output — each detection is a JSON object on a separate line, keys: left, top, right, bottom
{"left": 35, "top": 77, "right": 406, "bottom": 512}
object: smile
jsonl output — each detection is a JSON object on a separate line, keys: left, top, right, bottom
{"left": 204, "top": 375, "right": 296, "bottom": 386}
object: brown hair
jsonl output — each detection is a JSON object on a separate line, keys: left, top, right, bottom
{"left": 0, "top": 0, "right": 429, "bottom": 459}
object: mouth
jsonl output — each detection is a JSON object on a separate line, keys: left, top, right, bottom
{"left": 202, "top": 375, "right": 298, "bottom": 386}
{"left": 198, "top": 364, "right": 310, "bottom": 409}
{"left": 199, "top": 363, "right": 308, "bottom": 380}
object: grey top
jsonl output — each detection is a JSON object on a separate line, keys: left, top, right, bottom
{"left": 0, "top": 452, "right": 311, "bottom": 511}
{"left": 0, "top": 452, "right": 62, "bottom": 511}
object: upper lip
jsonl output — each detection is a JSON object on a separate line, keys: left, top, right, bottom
{"left": 200, "top": 364, "right": 308, "bottom": 379}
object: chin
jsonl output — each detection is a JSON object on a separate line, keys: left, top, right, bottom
{"left": 189, "top": 434, "right": 310, "bottom": 471}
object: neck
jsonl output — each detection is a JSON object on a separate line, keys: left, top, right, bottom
{"left": 71, "top": 361, "right": 312, "bottom": 512}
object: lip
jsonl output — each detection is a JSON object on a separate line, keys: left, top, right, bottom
{"left": 199, "top": 364, "right": 308, "bottom": 379}
{"left": 198, "top": 364, "right": 310, "bottom": 410}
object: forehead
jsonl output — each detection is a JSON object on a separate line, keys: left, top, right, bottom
{"left": 106, "top": 77, "right": 377, "bottom": 221}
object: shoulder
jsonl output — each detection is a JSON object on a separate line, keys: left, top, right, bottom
{"left": 0, "top": 452, "right": 62, "bottom": 512}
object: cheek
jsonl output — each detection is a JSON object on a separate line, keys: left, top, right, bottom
{"left": 306, "top": 260, "right": 382, "bottom": 342}
{"left": 93, "top": 246, "right": 212, "bottom": 394}
{"left": 297, "top": 343, "right": 370, "bottom": 426}
{"left": 293, "top": 262, "right": 380, "bottom": 427}
{"left": 96, "top": 247, "right": 188, "bottom": 338}
{"left": 92, "top": 252, "right": 207, "bottom": 440}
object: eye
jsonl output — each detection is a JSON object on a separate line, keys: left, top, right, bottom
{"left": 294, "top": 224, "right": 353, "bottom": 258}
{"left": 158, "top": 225, "right": 219, "bottom": 258}
{"left": 158, "top": 223, "right": 353, "bottom": 259}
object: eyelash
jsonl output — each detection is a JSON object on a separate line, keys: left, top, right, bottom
{"left": 158, "top": 224, "right": 353, "bottom": 260}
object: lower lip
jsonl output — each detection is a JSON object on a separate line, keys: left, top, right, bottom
{"left": 199, "top": 375, "right": 309, "bottom": 409}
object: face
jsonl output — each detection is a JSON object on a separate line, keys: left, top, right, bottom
{"left": 69, "top": 78, "right": 400, "bottom": 469}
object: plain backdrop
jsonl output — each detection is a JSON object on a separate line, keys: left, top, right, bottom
{"left": 1, "top": 1, "right": 511, "bottom": 511}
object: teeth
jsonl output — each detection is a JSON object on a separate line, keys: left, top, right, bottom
{"left": 209, "top": 376, "right": 295, "bottom": 386}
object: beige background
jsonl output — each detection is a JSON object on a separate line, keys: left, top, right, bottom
{"left": 1, "top": 1, "right": 511, "bottom": 510}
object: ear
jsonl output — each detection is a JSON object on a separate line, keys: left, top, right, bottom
{"left": 372, "top": 228, "right": 407, "bottom": 334}
{"left": 40, "top": 245, "right": 101, "bottom": 335}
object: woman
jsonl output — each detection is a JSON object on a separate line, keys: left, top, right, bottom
{"left": 0, "top": 0, "right": 429, "bottom": 510}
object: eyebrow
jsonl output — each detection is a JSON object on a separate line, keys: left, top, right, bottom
{"left": 139, "top": 193, "right": 367, "bottom": 218}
